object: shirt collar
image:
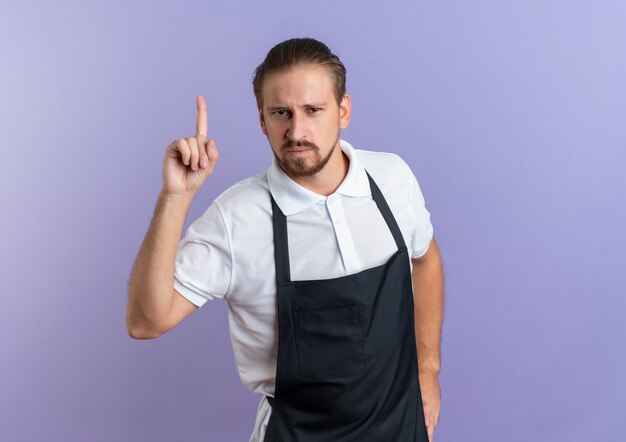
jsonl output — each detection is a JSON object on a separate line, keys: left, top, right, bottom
{"left": 267, "top": 138, "right": 371, "bottom": 216}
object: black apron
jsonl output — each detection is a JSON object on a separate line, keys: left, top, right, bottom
{"left": 264, "top": 170, "right": 429, "bottom": 442}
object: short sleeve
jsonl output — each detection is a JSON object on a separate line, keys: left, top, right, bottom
{"left": 173, "top": 202, "right": 232, "bottom": 308}
{"left": 407, "top": 167, "right": 434, "bottom": 259}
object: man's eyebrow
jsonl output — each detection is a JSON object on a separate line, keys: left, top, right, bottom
{"left": 266, "top": 103, "right": 327, "bottom": 111}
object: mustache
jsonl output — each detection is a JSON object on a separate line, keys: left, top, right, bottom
{"left": 282, "top": 140, "right": 318, "bottom": 150}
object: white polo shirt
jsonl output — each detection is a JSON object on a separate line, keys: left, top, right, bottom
{"left": 173, "top": 139, "right": 434, "bottom": 442}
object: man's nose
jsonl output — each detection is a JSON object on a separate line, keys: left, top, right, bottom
{"left": 286, "top": 112, "right": 308, "bottom": 141}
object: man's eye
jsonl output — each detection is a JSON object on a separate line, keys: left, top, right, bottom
{"left": 274, "top": 110, "right": 290, "bottom": 117}
{"left": 308, "top": 108, "right": 321, "bottom": 113}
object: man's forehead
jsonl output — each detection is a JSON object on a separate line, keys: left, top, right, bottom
{"left": 263, "top": 65, "right": 334, "bottom": 103}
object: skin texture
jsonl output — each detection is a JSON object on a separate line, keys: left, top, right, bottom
{"left": 259, "top": 63, "right": 351, "bottom": 196}
{"left": 126, "top": 96, "right": 217, "bottom": 340}
{"left": 412, "top": 239, "right": 444, "bottom": 442}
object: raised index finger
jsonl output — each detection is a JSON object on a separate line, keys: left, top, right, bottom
{"left": 196, "top": 95, "right": 208, "bottom": 141}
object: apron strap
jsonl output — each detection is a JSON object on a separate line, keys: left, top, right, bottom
{"left": 365, "top": 170, "right": 406, "bottom": 251}
{"left": 271, "top": 195, "right": 291, "bottom": 283}
{"left": 270, "top": 169, "right": 407, "bottom": 284}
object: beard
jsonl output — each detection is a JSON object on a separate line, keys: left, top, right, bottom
{"left": 274, "top": 136, "right": 339, "bottom": 178}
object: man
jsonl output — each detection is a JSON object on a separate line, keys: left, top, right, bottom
{"left": 127, "top": 37, "right": 444, "bottom": 441}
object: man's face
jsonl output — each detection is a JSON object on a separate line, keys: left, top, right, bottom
{"left": 258, "top": 64, "right": 351, "bottom": 178}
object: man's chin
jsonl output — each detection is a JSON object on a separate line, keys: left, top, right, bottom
{"left": 277, "top": 157, "right": 318, "bottom": 177}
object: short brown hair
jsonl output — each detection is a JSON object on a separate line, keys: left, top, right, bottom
{"left": 252, "top": 37, "right": 347, "bottom": 109}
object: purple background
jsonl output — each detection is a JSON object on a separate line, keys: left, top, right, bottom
{"left": 2, "top": 1, "right": 624, "bottom": 441}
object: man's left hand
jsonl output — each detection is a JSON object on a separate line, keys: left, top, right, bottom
{"left": 419, "top": 371, "right": 441, "bottom": 442}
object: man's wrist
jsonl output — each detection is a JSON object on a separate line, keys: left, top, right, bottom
{"left": 159, "top": 190, "right": 195, "bottom": 205}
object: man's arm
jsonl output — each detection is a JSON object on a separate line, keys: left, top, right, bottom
{"left": 126, "top": 95, "right": 220, "bottom": 339}
{"left": 412, "top": 235, "right": 444, "bottom": 439}
{"left": 126, "top": 192, "right": 198, "bottom": 339}
{"left": 412, "top": 235, "right": 444, "bottom": 374}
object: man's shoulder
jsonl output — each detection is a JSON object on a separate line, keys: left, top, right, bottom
{"left": 352, "top": 147, "right": 418, "bottom": 202}
{"left": 353, "top": 147, "right": 411, "bottom": 176}
{"left": 212, "top": 168, "right": 271, "bottom": 214}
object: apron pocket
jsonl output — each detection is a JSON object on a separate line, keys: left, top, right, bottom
{"left": 293, "top": 304, "right": 366, "bottom": 381}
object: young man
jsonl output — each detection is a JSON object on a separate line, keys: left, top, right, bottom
{"left": 127, "top": 38, "right": 444, "bottom": 442}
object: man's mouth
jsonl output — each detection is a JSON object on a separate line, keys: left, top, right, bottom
{"left": 286, "top": 147, "right": 313, "bottom": 156}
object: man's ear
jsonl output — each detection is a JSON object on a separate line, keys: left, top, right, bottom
{"left": 339, "top": 93, "right": 352, "bottom": 129}
{"left": 259, "top": 107, "right": 267, "bottom": 135}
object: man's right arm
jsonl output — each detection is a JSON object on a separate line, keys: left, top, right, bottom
{"left": 126, "top": 95, "right": 219, "bottom": 339}
{"left": 126, "top": 192, "right": 198, "bottom": 339}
